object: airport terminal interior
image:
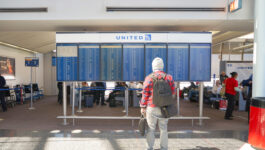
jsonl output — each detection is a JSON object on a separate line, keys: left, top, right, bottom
{"left": 0, "top": 0, "right": 265, "bottom": 150}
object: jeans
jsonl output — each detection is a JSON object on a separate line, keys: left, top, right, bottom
{"left": 146, "top": 107, "right": 168, "bottom": 150}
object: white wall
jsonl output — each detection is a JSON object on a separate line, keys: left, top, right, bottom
{"left": 43, "top": 52, "right": 57, "bottom": 95}
{"left": 0, "top": 45, "right": 43, "bottom": 89}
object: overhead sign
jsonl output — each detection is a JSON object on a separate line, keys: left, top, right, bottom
{"left": 56, "top": 32, "right": 212, "bottom": 43}
{"left": 25, "top": 57, "right": 39, "bottom": 67}
{"left": 229, "top": 0, "right": 242, "bottom": 12}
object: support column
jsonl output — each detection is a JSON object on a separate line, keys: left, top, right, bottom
{"left": 249, "top": 0, "right": 265, "bottom": 149}
{"left": 253, "top": 0, "right": 265, "bottom": 98}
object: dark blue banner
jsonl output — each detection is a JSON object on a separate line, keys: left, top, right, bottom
{"left": 145, "top": 44, "right": 167, "bottom": 76}
{"left": 189, "top": 43, "right": 211, "bottom": 81}
{"left": 79, "top": 44, "right": 100, "bottom": 81}
{"left": 25, "top": 58, "right": 39, "bottom": 67}
{"left": 100, "top": 44, "right": 122, "bottom": 81}
{"left": 123, "top": 44, "right": 145, "bottom": 81}
{"left": 167, "top": 44, "right": 189, "bottom": 81}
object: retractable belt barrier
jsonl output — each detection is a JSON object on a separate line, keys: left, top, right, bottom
{"left": 75, "top": 87, "right": 142, "bottom": 91}
{"left": 0, "top": 87, "right": 24, "bottom": 91}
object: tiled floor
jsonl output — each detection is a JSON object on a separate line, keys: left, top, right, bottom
{"left": 0, "top": 96, "right": 253, "bottom": 150}
{"left": 0, "top": 129, "right": 250, "bottom": 150}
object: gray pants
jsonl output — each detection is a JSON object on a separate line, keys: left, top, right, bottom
{"left": 146, "top": 107, "right": 168, "bottom": 150}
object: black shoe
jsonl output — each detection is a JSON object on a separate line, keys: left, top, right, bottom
{"left": 3, "top": 109, "right": 7, "bottom": 112}
{"left": 96, "top": 103, "right": 99, "bottom": 105}
{"left": 101, "top": 103, "right": 106, "bottom": 106}
{"left": 225, "top": 117, "right": 233, "bottom": 120}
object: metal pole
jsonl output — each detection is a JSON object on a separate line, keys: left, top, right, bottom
{"left": 125, "top": 87, "right": 129, "bottom": 116}
{"left": 72, "top": 82, "right": 75, "bottom": 126}
{"left": 77, "top": 82, "right": 83, "bottom": 113}
{"left": 63, "top": 82, "right": 68, "bottom": 125}
{"left": 199, "top": 82, "right": 204, "bottom": 126}
{"left": 177, "top": 87, "right": 180, "bottom": 116}
{"left": 29, "top": 66, "right": 35, "bottom": 110}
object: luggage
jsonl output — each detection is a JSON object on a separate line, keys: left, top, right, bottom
{"left": 109, "top": 97, "right": 116, "bottom": 107}
{"left": 138, "top": 114, "right": 148, "bottom": 136}
{"left": 84, "top": 95, "right": 93, "bottom": 107}
{"left": 219, "top": 99, "right": 227, "bottom": 111}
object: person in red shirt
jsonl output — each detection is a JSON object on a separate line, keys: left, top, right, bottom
{"left": 140, "top": 57, "right": 175, "bottom": 150}
{"left": 224, "top": 72, "right": 239, "bottom": 120}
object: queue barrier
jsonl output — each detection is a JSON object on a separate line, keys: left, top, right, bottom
{"left": 57, "top": 115, "right": 210, "bottom": 127}
{"left": 60, "top": 84, "right": 208, "bottom": 127}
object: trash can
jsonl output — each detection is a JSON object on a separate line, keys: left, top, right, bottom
{"left": 248, "top": 97, "right": 265, "bottom": 149}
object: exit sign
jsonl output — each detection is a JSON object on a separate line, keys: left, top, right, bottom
{"left": 229, "top": 0, "right": 242, "bottom": 12}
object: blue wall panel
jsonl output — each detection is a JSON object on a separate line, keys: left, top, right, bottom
{"left": 100, "top": 44, "right": 122, "bottom": 81}
{"left": 145, "top": 44, "right": 167, "bottom": 76}
{"left": 189, "top": 43, "right": 211, "bottom": 81}
{"left": 123, "top": 44, "right": 145, "bottom": 81}
{"left": 167, "top": 44, "right": 189, "bottom": 81}
{"left": 78, "top": 44, "right": 100, "bottom": 81}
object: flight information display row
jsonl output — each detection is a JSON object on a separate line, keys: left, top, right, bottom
{"left": 56, "top": 43, "right": 211, "bottom": 81}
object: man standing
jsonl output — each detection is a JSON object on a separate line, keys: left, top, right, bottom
{"left": 220, "top": 71, "right": 228, "bottom": 84}
{"left": 140, "top": 57, "right": 175, "bottom": 150}
{"left": 0, "top": 74, "right": 7, "bottom": 112}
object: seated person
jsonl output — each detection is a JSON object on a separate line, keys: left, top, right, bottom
{"left": 188, "top": 82, "right": 199, "bottom": 100}
{"left": 136, "top": 82, "right": 143, "bottom": 97}
{"left": 212, "top": 80, "right": 222, "bottom": 97}
{"left": 107, "top": 82, "right": 127, "bottom": 102}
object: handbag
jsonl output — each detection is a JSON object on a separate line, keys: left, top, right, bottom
{"left": 138, "top": 114, "right": 147, "bottom": 136}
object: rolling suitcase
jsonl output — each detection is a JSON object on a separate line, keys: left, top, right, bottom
{"left": 84, "top": 95, "right": 93, "bottom": 107}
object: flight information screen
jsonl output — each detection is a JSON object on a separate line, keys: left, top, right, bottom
{"left": 167, "top": 44, "right": 189, "bottom": 81}
{"left": 123, "top": 44, "right": 145, "bottom": 81}
{"left": 79, "top": 44, "right": 100, "bottom": 81}
{"left": 145, "top": 44, "right": 167, "bottom": 76}
{"left": 100, "top": 44, "right": 122, "bottom": 81}
{"left": 189, "top": 43, "right": 211, "bottom": 81}
{"left": 56, "top": 44, "right": 78, "bottom": 81}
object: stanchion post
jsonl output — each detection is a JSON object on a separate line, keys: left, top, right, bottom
{"left": 77, "top": 82, "right": 83, "bottom": 113}
{"left": 176, "top": 82, "right": 180, "bottom": 116}
{"left": 125, "top": 87, "right": 129, "bottom": 116}
{"left": 63, "top": 82, "right": 68, "bottom": 125}
{"left": 29, "top": 66, "right": 35, "bottom": 110}
{"left": 72, "top": 82, "right": 75, "bottom": 126}
{"left": 199, "top": 82, "right": 204, "bottom": 126}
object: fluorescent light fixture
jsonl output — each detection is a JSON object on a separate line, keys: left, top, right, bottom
{"left": 0, "top": 41, "right": 38, "bottom": 53}
{"left": 53, "top": 49, "right": 56, "bottom": 53}
{"left": 239, "top": 32, "right": 254, "bottom": 39}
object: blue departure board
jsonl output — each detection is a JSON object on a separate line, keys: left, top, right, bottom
{"left": 145, "top": 44, "right": 167, "bottom": 76}
{"left": 167, "top": 44, "right": 189, "bottom": 81}
{"left": 101, "top": 44, "right": 122, "bottom": 81}
{"left": 189, "top": 43, "right": 211, "bottom": 81}
{"left": 79, "top": 44, "right": 100, "bottom": 81}
{"left": 123, "top": 44, "right": 145, "bottom": 81}
{"left": 56, "top": 44, "right": 78, "bottom": 81}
